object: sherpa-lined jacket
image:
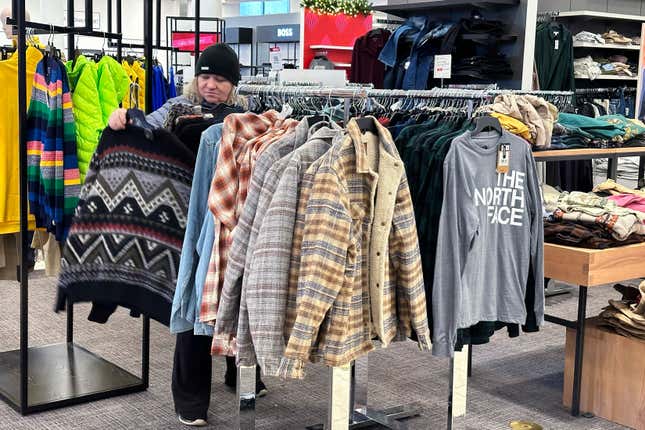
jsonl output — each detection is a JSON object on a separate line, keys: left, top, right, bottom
{"left": 280, "top": 117, "right": 431, "bottom": 378}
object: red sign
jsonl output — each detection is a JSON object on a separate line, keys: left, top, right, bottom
{"left": 171, "top": 31, "right": 221, "bottom": 52}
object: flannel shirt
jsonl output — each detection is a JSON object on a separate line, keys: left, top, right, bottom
{"left": 243, "top": 125, "right": 341, "bottom": 374}
{"left": 200, "top": 111, "right": 298, "bottom": 323}
{"left": 215, "top": 121, "right": 342, "bottom": 362}
{"left": 280, "top": 117, "right": 431, "bottom": 379}
{"left": 213, "top": 119, "right": 326, "bottom": 356}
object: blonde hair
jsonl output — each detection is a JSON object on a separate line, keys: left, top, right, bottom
{"left": 184, "top": 78, "right": 248, "bottom": 110}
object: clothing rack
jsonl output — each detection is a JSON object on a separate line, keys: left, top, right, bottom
{"left": 0, "top": 0, "right": 156, "bottom": 415}
{"left": 234, "top": 84, "right": 553, "bottom": 430}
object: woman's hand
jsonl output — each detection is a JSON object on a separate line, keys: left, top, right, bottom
{"left": 108, "top": 108, "right": 129, "bottom": 130}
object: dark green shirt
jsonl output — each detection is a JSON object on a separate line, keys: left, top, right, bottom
{"left": 535, "top": 22, "right": 575, "bottom": 91}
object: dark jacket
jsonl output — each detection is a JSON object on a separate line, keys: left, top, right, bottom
{"left": 350, "top": 28, "right": 391, "bottom": 88}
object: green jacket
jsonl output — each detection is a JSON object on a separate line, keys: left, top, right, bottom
{"left": 66, "top": 55, "right": 102, "bottom": 182}
{"left": 97, "top": 56, "right": 130, "bottom": 126}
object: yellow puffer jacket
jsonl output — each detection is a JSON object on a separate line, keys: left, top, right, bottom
{"left": 122, "top": 61, "right": 146, "bottom": 111}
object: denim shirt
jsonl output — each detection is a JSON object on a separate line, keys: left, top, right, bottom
{"left": 170, "top": 123, "right": 223, "bottom": 335}
{"left": 379, "top": 17, "right": 437, "bottom": 90}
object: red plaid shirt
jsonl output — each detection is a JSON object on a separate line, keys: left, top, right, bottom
{"left": 200, "top": 111, "right": 298, "bottom": 326}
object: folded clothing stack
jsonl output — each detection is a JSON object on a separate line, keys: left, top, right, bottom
{"left": 452, "top": 55, "right": 513, "bottom": 80}
{"left": 598, "top": 282, "right": 645, "bottom": 340}
{"left": 480, "top": 93, "right": 558, "bottom": 147}
{"left": 542, "top": 181, "right": 645, "bottom": 249}
{"left": 574, "top": 55, "right": 636, "bottom": 79}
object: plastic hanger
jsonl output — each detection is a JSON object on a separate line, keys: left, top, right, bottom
{"left": 471, "top": 115, "right": 502, "bottom": 136}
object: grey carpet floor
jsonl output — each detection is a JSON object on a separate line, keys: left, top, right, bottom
{"left": 0, "top": 274, "right": 633, "bottom": 430}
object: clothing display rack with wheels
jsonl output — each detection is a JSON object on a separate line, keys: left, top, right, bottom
{"left": 0, "top": 0, "right": 160, "bottom": 416}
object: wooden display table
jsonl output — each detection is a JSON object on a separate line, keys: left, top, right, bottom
{"left": 564, "top": 318, "right": 645, "bottom": 430}
{"left": 543, "top": 242, "right": 645, "bottom": 417}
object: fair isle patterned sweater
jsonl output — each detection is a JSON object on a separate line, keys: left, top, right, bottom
{"left": 26, "top": 55, "right": 81, "bottom": 241}
{"left": 57, "top": 125, "right": 194, "bottom": 325}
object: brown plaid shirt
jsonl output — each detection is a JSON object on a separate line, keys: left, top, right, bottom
{"left": 200, "top": 111, "right": 297, "bottom": 323}
{"left": 280, "top": 118, "right": 430, "bottom": 378}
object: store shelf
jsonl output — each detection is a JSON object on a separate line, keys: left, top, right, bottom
{"left": 461, "top": 34, "right": 518, "bottom": 42}
{"left": 544, "top": 242, "right": 645, "bottom": 286}
{"left": 309, "top": 45, "right": 354, "bottom": 51}
{"left": 372, "top": 0, "right": 518, "bottom": 16}
{"left": 573, "top": 41, "right": 640, "bottom": 50}
{"left": 558, "top": 10, "right": 645, "bottom": 22}
{"left": 533, "top": 147, "right": 645, "bottom": 161}
{"left": 575, "top": 75, "right": 638, "bottom": 81}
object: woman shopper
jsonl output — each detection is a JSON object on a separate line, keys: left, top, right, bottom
{"left": 107, "top": 43, "right": 266, "bottom": 428}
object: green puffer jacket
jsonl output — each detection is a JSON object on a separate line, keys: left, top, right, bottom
{"left": 66, "top": 55, "right": 102, "bottom": 182}
{"left": 97, "top": 56, "right": 130, "bottom": 126}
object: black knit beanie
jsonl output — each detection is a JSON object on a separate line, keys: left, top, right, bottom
{"left": 195, "top": 43, "right": 241, "bottom": 85}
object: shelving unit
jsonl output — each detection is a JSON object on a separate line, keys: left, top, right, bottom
{"left": 372, "top": 0, "right": 519, "bottom": 16}
{"left": 573, "top": 41, "right": 640, "bottom": 50}
{"left": 558, "top": 10, "right": 645, "bottom": 22}
{"left": 310, "top": 44, "right": 353, "bottom": 51}
{"left": 373, "top": 0, "right": 537, "bottom": 90}
{"left": 575, "top": 75, "right": 638, "bottom": 81}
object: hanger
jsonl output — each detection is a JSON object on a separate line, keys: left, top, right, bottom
{"left": 472, "top": 115, "right": 502, "bottom": 136}
{"left": 126, "top": 109, "right": 155, "bottom": 140}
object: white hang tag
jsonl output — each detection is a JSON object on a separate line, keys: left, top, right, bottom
{"left": 497, "top": 143, "right": 511, "bottom": 174}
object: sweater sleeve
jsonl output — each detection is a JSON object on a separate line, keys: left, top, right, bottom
{"left": 525, "top": 149, "right": 545, "bottom": 326}
{"left": 431, "top": 151, "right": 478, "bottom": 358}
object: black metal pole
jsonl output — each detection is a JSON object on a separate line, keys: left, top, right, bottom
{"left": 66, "top": 296, "right": 74, "bottom": 343}
{"left": 67, "top": 0, "right": 74, "bottom": 59}
{"left": 107, "top": 0, "right": 112, "bottom": 35}
{"left": 571, "top": 287, "right": 588, "bottom": 417}
{"left": 144, "top": 0, "right": 153, "bottom": 112}
{"left": 194, "top": 0, "right": 200, "bottom": 60}
{"left": 156, "top": 0, "right": 161, "bottom": 49}
{"left": 85, "top": 0, "right": 93, "bottom": 30}
{"left": 142, "top": 316, "right": 150, "bottom": 388}
{"left": 16, "top": 0, "right": 29, "bottom": 413}
{"left": 116, "top": 0, "right": 122, "bottom": 61}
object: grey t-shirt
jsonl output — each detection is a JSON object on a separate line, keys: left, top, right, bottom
{"left": 432, "top": 130, "right": 545, "bottom": 358}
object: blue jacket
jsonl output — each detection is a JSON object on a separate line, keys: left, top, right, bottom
{"left": 170, "top": 123, "right": 222, "bottom": 335}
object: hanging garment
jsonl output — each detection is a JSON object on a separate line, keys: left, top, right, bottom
{"left": 0, "top": 46, "right": 43, "bottom": 235}
{"left": 96, "top": 55, "right": 130, "bottom": 126}
{"left": 168, "top": 67, "right": 177, "bottom": 99}
{"left": 26, "top": 55, "right": 81, "bottom": 241}
{"left": 535, "top": 22, "right": 575, "bottom": 91}
{"left": 350, "top": 28, "right": 390, "bottom": 88}
{"left": 308, "top": 55, "right": 335, "bottom": 70}
{"left": 66, "top": 55, "right": 103, "bottom": 182}
{"left": 213, "top": 118, "right": 341, "bottom": 366}
{"left": 0, "top": 233, "right": 19, "bottom": 281}
{"left": 152, "top": 64, "right": 168, "bottom": 111}
{"left": 171, "top": 124, "right": 223, "bottom": 336}
{"left": 240, "top": 124, "right": 341, "bottom": 375}
{"left": 31, "top": 230, "right": 62, "bottom": 276}
{"left": 200, "top": 112, "right": 299, "bottom": 324}
{"left": 432, "top": 130, "right": 544, "bottom": 358}
{"left": 281, "top": 117, "right": 431, "bottom": 378}
{"left": 57, "top": 123, "right": 194, "bottom": 325}
{"left": 122, "top": 60, "right": 146, "bottom": 111}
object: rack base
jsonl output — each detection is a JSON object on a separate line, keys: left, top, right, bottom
{"left": 0, "top": 343, "right": 145, "bottom": 415}
{"left": 306, "top": 405, "right": 421, "bottom": 430}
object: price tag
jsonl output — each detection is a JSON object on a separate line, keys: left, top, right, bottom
{"left": 270, "top": 47, "right": 283, "bottom": 71}
{"left": 497, "top": 143, "right": 511, "bottom": 174}
{"left": 434, "top": 54, "right": 452, "bottom": 79}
